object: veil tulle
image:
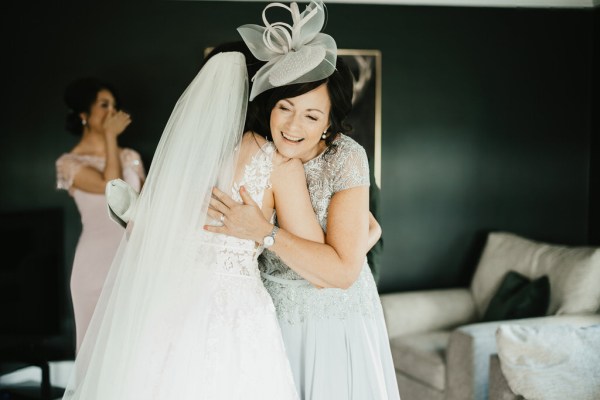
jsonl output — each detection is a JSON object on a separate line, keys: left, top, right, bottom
{"left": 63, "top": 52, "right": 248, "bottom": 399}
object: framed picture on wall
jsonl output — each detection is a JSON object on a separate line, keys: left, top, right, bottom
{"left": 339, "top": 49, "right": 383, "bottom": 282}
{"left": 203, "top": 47, "right": 382, "bottom": 188}
{"left": 338, "top": 49, "right": 382, "bottom": 189}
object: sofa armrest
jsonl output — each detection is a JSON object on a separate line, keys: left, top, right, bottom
{"left": 380, "top": 288, "right": 477, "bottom": 339}
{"left": 445, "top": 314, "right": 600, "bottom": 400}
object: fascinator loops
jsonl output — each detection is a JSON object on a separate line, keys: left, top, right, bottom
{"left": 238, "top": 0, "right": 337, "bottom": 100}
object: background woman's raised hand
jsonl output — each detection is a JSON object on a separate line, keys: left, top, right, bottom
{"left": 103, "top": 110, "right": 132, "bottom": 137}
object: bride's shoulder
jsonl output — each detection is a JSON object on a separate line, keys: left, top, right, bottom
{"left": 240, "top": 132, "right": 283, "bottom": 161}
{"left": 241, "top": 131, "right": 267, "bottom": 148}
{"left": 236, "top": 132, "right": 264, "bottom": 160}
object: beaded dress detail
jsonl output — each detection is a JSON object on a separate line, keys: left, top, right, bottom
{"left": 260, "top": 134, "right": 379, "bottom": 324}
{"left": 259, "top": 134, "right": 400, "bottom": 400}
{"left": 197, "top": 142, "right": 275, "bottom": 278}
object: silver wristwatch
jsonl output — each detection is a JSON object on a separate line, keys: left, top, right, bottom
{"left": 263, "top": 226, "right": 279, "bottom": 248}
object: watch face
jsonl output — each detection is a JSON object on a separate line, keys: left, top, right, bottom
{"left": 264, "top": 236, "right": 275, "bottom": 247}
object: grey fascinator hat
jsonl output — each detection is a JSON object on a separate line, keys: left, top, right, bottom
{"left": 238, "top": 0, "right": 337, "bottom": 101}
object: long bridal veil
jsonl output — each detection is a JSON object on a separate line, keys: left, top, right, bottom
{"left": 64, "top": 52, "right": 248, "bottom": 399}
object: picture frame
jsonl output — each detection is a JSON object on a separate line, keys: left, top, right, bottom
{"left": 338, "top": 49, "right": 382, "bottom": 188}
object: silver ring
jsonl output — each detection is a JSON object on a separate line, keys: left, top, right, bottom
{"left": 220, "top": 214, "right": 225, "bottom": 223}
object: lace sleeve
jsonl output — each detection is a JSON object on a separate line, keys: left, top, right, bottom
{"left": 56, "top": 154, "right": 84, "bottom": 192}
{"left": 120, "top": 148, "right": 146, "bottom": 182}
{"left": 332, "top": 141, "right": 370, "bottom": 193}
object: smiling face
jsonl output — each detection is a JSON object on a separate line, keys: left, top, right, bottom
{"left": 269, "top": 83, "right": 331, "bottom": 163}
{"left": 80, "top": 89, "right": 117, "bottom": 133}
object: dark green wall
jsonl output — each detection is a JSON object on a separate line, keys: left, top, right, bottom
{"left": 2, "top": 1, "right": 595, "bottom": 314}
{"left": 375, "top": 6, "right": 595, "bottom": 291}
{"left": 591, "top": 7, "right": 600, "bottom": 245}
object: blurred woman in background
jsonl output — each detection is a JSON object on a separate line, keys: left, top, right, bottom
{"left": 56, "top": 77, "right": 145, "bottom": 352}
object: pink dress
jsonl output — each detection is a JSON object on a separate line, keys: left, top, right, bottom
{"left": 56, "top": 148, "right": 145, "bottom": 352}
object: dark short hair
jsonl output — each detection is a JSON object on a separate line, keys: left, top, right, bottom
{"left": 63, "top": 77, "right": 121, "bottom": 136}
{"left": 203, "top": 41, "right": 266, "bottom": 133}
{"left": 246, "top": 56, "right": 354, "bottom": 152}
{"left": 203, "top": 40, "right": 263, "bottom": 80}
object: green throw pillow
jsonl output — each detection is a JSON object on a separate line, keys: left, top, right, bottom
{"left": 481, "top": 271, "right": 550, "bottom": 322}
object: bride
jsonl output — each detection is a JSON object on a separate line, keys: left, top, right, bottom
{"left": 62, "top": 4, "right": 336, "bottom": 395}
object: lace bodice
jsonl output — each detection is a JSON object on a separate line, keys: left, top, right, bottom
{"left": 259, "top": 134, "right": 380, "bottom": 324}
{"left": 56, "top": 148, "right": 146, "bottom": 230}
{"left": 56, "top": 148, "right": 145, "bottom": 195}
{"left": 198, "top": 142, "right": 275, "bottom": 278}
{"left": 304, "top": 134, "right": 372, "bottom": 232}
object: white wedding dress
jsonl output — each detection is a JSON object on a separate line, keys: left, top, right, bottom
{"left": 188, "top": 141, "right": 298, "bottom": 399}
{"left": 63, "top": 52, "right": 298, "bottom": 399}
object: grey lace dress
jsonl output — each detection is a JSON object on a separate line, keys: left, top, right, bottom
{"left": 259, "top": 134, "right": 400, "bottom": 400}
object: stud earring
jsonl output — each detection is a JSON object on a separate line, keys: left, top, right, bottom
{"left": 82, "top": 119, "right": 87, "bottom": 126}
{"left": 321, "top": 131, "right": 327, "bottom": 140}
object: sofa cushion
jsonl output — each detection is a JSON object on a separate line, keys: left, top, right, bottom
{"left": 482, "top": 271, "right": 549, "bottom": 322}
{"left": 496, "top": 324, "right": 600, "bottom": 400}
{"left": 389, "top": 331, "right": 449, "bottom": 391}
{"left": 470, "top": 232, "right": 600, "bottom": 317}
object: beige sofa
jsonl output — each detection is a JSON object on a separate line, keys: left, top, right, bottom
{"left": 489, "top": 323, "right": 600, "bottom": 400}
{"left": 380, "top": 232, "right": 600, "bottom": 400}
